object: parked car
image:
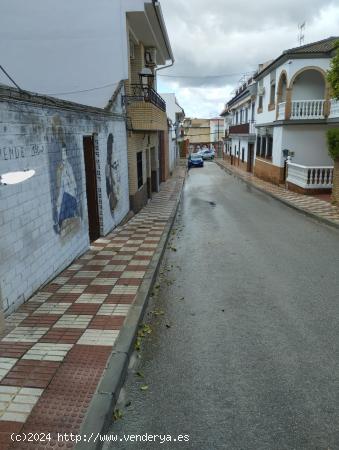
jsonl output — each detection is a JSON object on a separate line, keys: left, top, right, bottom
{"left": 188, "top": 154, "right": 204, "bottom": 168}
{"left": 199, "top": 149, "right": 215, "bottom": 160}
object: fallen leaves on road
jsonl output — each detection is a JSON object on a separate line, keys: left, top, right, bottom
{"left": 113, "top": 409, "right": 124, "bottom": 421}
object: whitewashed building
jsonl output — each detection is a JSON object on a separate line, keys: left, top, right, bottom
{"left": 0, "top": 0, "right": 170, "bottom": 317}
{"left": 254, "top": 37, "right": 339, "bottom": 192}
{"left": 161, "top": 93, "right": 185, "bottom": 173}
{"left": 222, "top": 79, "right": 257, "bottom": 173}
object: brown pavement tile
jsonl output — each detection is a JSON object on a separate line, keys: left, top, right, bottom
{"left": 20, "top": 315, "right": 60, "bottom": 328}
{"left": 16, "top": 303, "right": 41, "bottom": 315}
{"left": 0, "top": 421, "right": 23, "bottom": 450}
{"left": 89, "top": 315, "right": 125, "bottom": 330}
{"left": 1, "top": 360, "right": 60, "bottom": 389}
{"left": 66, "top": 304, "right": 101, "bottom": 315}
{"left": 105, "top": 294, "right": 136, "bottom": 304}
{"left": 40, "top": 329, "right": 84, "bottom": 344}
{"left": 45, "top": 293, "right": 80, "bottom": 303}
{"left": 0, "top": 343, "right": 32, "bottom": 359}
{"left": 116, "top": 278, "right": 142, "bottom": 286}
{"left": 40, "top": 285, "right": 60, "bottom": 293}
{"left": 83, "top": 285, "right": 113, "bottom": 295}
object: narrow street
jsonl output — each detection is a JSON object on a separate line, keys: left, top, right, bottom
{"left": 107, "top": 162, "right": 339, "bottom": 450}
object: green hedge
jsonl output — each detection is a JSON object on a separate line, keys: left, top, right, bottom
{"left": 327, "top": 129, "right": 339, "bottom": 160}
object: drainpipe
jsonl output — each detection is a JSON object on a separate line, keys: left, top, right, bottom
{"left": 152, "top": 0, "right": 175, "bottom": 77}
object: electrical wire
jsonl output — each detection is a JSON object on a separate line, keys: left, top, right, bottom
{"left": 46, "top": 81, "right": 121, "bottom": 96}
{"left": 158, "top": 72, "right": 254, "bottom": 79}
{"left": 0, "top": 64, "right": 22, "bottom": 90}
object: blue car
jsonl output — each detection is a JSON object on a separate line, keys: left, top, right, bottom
{"left": 188, "top": 154, "right": 204, "bottom": 168}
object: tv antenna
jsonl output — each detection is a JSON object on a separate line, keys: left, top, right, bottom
{"left": 298, "top": 22, "right": 306, "bottom": 46}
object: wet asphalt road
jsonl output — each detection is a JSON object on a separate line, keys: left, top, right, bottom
{"left": 106, "top": 162, "right": 339, "bottom": 450}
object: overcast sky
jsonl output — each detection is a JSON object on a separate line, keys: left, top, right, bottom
{"left": 158, "top": 0, "right": 339, "bottom": 118}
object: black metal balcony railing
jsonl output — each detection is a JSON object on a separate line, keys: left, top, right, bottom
{"left": 123, "top": 84, "right": 166, "bottom": 112}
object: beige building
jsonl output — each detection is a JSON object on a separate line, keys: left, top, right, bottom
{"left": 182, "top": 118, "right": 211, "bottom": 152}
{"left": 124, "top": 4, "right": 174, "bottom": 212}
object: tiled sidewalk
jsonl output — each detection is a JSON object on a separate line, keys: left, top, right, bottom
{"left": 217, "top": 159, "right": 339, "bottom": 227}
{"left": 0, "top": 170, "right": 185, "bottom": 449}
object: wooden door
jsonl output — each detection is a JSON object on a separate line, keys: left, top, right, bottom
{"left": 247, "top": 144, "right": 254, "bottom": 173}
{"left": 83, "top": 136, "right": 100, "bottom": 242}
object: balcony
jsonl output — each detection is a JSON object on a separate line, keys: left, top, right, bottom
{"left": 229, "top": 121, "right": 256, "bottom": 136}
{"left": 287, "top": 162, "right": 333, "bottom": 190}
{"left": 277, "top": 99, "right": 339, "bottom": 121}
{"left": 123, "top": 83, "right": 167, "bottom": 131}
{"left": 123, "top": 84, "right": 166, "bottom": 111}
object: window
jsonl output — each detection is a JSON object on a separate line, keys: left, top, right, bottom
{"left": 261, "top": 137, "right": 267, "bottom": 157}
{"left": 236, "top": 112, "right": 239, "bottom": 124}
{"left": 137, "top": 151, "right": 143, "bottom": 189}
{"left": 267, "top": 136, "right": 273, "bottom": 159}
{"left": 269, "top": 70, "right": 276, "bottom": 106}
{"left": 258, "top": 79, "right": 264, "bottom": 112}
{"left": 256, "top": 136, "right": 261, "bottom": 156}
{"left": 251, "top": 103, "right": 255, "bottom": 121}
{"left": 241, "top": 147, "right": 245, "bottom": 162}
{"left": 240, "top": 110, "right": 243, "bottom": 123}
{"left": 258, "top": 95, "right": 263, "bottom": 110}
{"left": 245, "top": 108, "right": 248, "bottom": 123}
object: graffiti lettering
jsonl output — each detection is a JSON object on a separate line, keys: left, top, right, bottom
{"left": 0, "top": 145, "right": 44, "bottom": 161}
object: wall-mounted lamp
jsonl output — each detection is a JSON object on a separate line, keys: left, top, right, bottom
{"left": 0, "top": 169, "right": 35, "bottom": 186}
{"left": 139, "top": 67, "right": 154, "bottom": 86}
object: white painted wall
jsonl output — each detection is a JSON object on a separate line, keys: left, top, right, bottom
{"left": 291, "top": 70, "right": 325, "bottom": 100}
{"left": 256, "top": 57, "right": 331, "bottom": 125}
{"left": 0, "top": 98, "right": 129, "bottom": 314}
{"left": 282, "top": 125, "right": 334, "bottom": 166}
{"left": 0, "top": 0, "right": 161, "bottom": 108}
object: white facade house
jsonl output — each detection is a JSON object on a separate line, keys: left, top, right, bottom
{"left": 0, "top": 0, "right": 171, "bottom": 108}
{"left": 0, "top": 0, "right": 171, "bottom": 318}
{"left": 254, "top": 36, "right": 339, "bottom": 191}
{"left": 221, "top": 79, "right": 257, "bottom": 172}
{"left": 161, "top": 93, "right": 185, "bottom": 173}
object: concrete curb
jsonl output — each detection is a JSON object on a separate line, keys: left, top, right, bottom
{"left": 75, "top": 175, "right": 185, "bottom": 450}
{"left": 216, "top": 161, "right": 339, "bottom": 232}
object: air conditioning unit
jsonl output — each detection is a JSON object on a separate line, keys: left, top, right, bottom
{"left": 145, "top": 48, "right": 157, "bottom": 67}
{"left": 258, "top": 86, "right": 265, "bottom": 96}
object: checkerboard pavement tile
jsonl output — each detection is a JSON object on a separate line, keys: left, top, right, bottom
{"left": 2, "top": 328, "right": 49, "bottom": 343}
{"left": 90, "top": 278, "right": 118, "bottom": 286}
{"left": 5, "top": 313, "right": 28, "bottom": 329}
{"left": 121, "top": 270, "right": 146, "bottom": 279}
{"left": 89, "top": 315, "right": 125, "bottom": 330}
{"left": 0, "top": 168, "right": 185, "bottom": 446}
{"left": 77, "top": 329, "right": 119, "bottom": 346}
{"left": 1, "top": 360, "right": 60, "bottom": 389}
{"left": 0, "top": 359, "right": 17, "bottom": 382}
{"left": 0, "top": 386, "right": 43, "bottom": 422}
{"left": 54, "top": 315, "right": 93, "bottom": 329}
{"left": 75, "top": 293, "right": 107, "bottom": 304}
{"left": 22, "top": 343, "right": 73, "bottom": 362}
{"left": 33, "top": 303, "right": 70, "bottom": 315}
{"left": 97, "top": 304, "right": 130, "bottom": 316}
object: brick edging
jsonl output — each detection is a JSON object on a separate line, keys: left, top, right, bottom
{"left": 75, "top": 175, "right": 185, "bottom": 450}
{"left": 215, "top": 161, "right": 339, "bottom": 232}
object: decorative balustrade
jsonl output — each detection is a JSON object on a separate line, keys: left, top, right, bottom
{"left": 329, "top": 99, "right": 339, "bottom": 118}
{"left": 290, "top": 99, "right": 325, "bottom": 119}
{"left": 277, "top": 102, "right": 286, "bottom": 120}
{"left": 287, "top": 162, "right": 333, "bottom": 189}
{"left": 123, "top": 84, "right": 166, "bottom": 111}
